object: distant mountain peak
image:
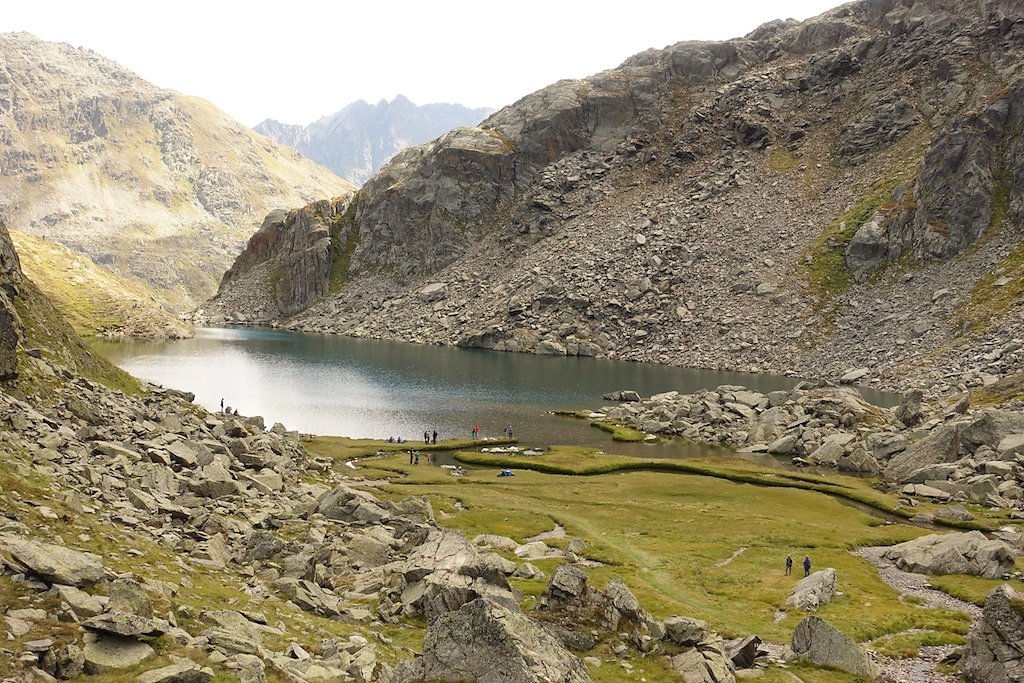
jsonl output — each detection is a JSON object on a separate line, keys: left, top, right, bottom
{"left": 254, "top": 97, "right": 495, "bottom": 185}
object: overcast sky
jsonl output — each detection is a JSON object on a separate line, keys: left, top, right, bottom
{"left": 3, "top": 1, "right": 844, "bottom": 127}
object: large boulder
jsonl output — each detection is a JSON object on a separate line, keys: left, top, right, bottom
{"left": 410, "top": 598, "right": 592, "bottom": 683}
{"left": 882, "top": 531, "right": 1015, "bottom": 579}
{"left": 884, "top": 424, "right": 961, "bottom": 482}
{"left": 961, "top": 411, "right": 1024, "bottom": 453}
{"left": 791, "top": 616, "right": 877, "bottom": 680}
{"left": 962, "top": 584, "right": 1024, "bottom": 683}
{"left": 669, "top": 633, "right": 735, "bottom": 683}
{"left": 0, "top": 535, "right": 106, "bottom": 587}
{"left": 785, "top": 568, "right": 837, "bottom": 610}
{"left": 317, "top": 484, "right": 394, "bottom": 524}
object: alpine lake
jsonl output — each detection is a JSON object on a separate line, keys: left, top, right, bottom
{"left": 94, "top": 327, "right": 1000, "bottom": 682}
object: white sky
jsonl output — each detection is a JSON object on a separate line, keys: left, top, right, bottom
{"left": 2, "top": 1, "right": 844, "bottom": 127}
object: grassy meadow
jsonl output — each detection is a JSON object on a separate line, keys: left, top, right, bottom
{"left": 303, "top": 436, "right": 1006, "bottom": 679}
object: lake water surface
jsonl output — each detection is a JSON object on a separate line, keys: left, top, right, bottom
{"left": 94, "top": 327, "right": 890, "bottom": 455}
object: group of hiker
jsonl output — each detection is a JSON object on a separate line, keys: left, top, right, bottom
{"left": 470, "top": 424, "right": 514, "bottom": 440}
{"left": 785, "top": 554, "right": 812, "bottom": 577}
{"left": 219, "top": 398, "right": 239, "bottom": 416}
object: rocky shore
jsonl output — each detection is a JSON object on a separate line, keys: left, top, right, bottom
{"left": 599, "top": 381, "right": 1024, "bottom": 514}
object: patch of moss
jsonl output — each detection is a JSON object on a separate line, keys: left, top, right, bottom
{"left": 954, "top": 235, "right": 1024, "bottom": 332}
{"left": 590, "top": 420, "right": 647, "bottom": 442}
{"left": 328, "top": 195, "right": 360, "bottom": 294}
{"left": 768, "top": 148, "right": 801, "bottom": 173}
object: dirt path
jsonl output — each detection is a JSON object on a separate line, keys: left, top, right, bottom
{"left": 852, "top": 546, "right": 979, "bottom": 683}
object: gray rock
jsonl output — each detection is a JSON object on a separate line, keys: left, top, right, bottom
{"left": 962, "top": 584, "right": 1024, "bottom": 683}
{"left": 544, "top": 564, "right": 589, "bottom": 603}
{"left": 664, "top": 616, "right": 709, "bottom": 646}
{"left": 136, "top": 661, "right": 215, "bottom": 683}
{"left": 417, "top": 283, "right": 448, "bottom": 303}
{"left": 82, "top": 612, "right": 167, "bottom": 638}
{"left": 885, "top": 424, "right": 961, "bottom": 482}
{"left": 108, "top": 577, "right": 153, "bottom": 618}
{"left": 83, "top": 635, "right": 156, "bottom": 674}
{"left": 40, "top": 643, "right": 85, "bottom": 680}
{"left": 785, "top": 568, "right": 837, "bottom": 610}
{"left": 0, "top": 534, "right": 106, "bottom": 587}
{"left": 417, "top": 598, "right": 592, "bottom": 683}
{"left": 883, "top": 531, "right": 1016, "bottom": 578}
{"left": 895, "top": 390, "right": 924, "bottom": 427}
{"left": 791, "top": 616, "right": 877, "bottom": 680}
{"left": 52, "top": 585, "right": 104, "bottom": 618}
{"left": 668, "top": 632, "right": 735, "bottom": 683}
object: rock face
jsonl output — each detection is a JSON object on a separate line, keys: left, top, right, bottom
{"left": 0, "top": 32, "right": 353, "bottom": 312}
{"left": 882, "top": 531, "right": 1016, "bottom": 578}
{"left": 962, "top": 584, "right": 1024, "bottom": 683}
{"left": 206, "top": 0, "right": 1024, "bottom": 399}
{"left": 0, "top": 221, "right": 23, "bottom": 379}
{"left": 397, "top": 598, "right": 592, "bottom": 683}
{"left": 791, "top": 616, "right": 877, "bottom": 680}
{"left": 255, "top": 95, "right": 494, "bottom": 185}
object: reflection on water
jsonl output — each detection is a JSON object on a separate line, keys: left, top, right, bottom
{"left": 94, "top": 327, "right": 893, "bottom": 454}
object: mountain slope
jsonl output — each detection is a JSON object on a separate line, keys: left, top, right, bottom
{"left": 205, "top": 0, "right": 1024, "bottom": 397}
{"left": 254, "top": 95, "right": 494, "bottom": 185}
{"left": 0, "top": 32, "right": 355, "bottom": 311}
{"left": 10, "top": 229, "right": 193, "bottom": 340}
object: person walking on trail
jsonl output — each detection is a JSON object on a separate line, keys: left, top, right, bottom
{"left": 424, "top": 430, "right": 430, "bottom": 444}
{"left": 803, "top": 555, "right": 811, "bottom": 577}
{"left": 785, "top": 554, "right": 793, "bottom": 576}
{"left": 432, "top": 430, "right": 437, "bottom": 445}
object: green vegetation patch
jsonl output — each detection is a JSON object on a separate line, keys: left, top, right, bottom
{"left": 10, "top": 278, "right": 141, "bottom": 396}
{"left": 869, "top": 630, "right": 967, "bottom": 658}
{"left": 328, "top": 195, "right": 361, "bottom": 294}
{"left": 349, "top": 449, "right": 971, "bottom": 646}
{"left": 590, "top": 420, "right": 647, "bottom": 442}
{"left": 955, "top": 234, "right": 1024, "bottom": 332}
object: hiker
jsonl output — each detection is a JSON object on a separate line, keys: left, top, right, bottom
{"left": 220, "top": 398, "right": 224, "bottom": 412}
{"left": 472, "top": 425, "right": 479, "bottom": 441}
{"left": 424, "top": 430, "right": 430, "bottom": 444}
{"left": 505, "top": 424, "right": 513, "bottom": 438}
{"left": 409, "top": 450, "right": 414, "bottom": 465}
{"left": 414, "top": 451, "right": 420, "bottom": 465}
{"left": 785, "top": 554, "right": 793, "bottom": 576}
{"left": 432, "top": 429, "right": 437, "bottom": 445}
{"left": 803, "top": 555, "right": 811, "bottom": 577}
{"left": 233, "top": 408, "right": 239, "bottom": 416}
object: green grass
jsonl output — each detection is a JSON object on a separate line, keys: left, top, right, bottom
{"left": 928, "top": 574, "right": 1011, "bottom": 607}
{"left": 590, "top": 420, "right": 648, "bottom": 442}
{"left": 10, "top": 277, "right": 142, "bottom": 396}
{"left": 301, "top": 435, "right": 518, "bottom": 461}
{"left": 323, "top": 446, "right": 975, "bottom": 649}
{"left": 870, "top": 629, "right": 967, "bottom": 658}
{"left": 448, "top": 447, "right": 996, "bottom": 531}
{"left": 955, "top": 234, "right": 1024, "bottom": 332}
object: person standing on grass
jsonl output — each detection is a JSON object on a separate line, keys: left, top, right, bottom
{"left": 785, "top": 554, "right": 793, "bottom": 576}
{"left": 803, "top": 555, "right": 811, "bottom": 577}
{"left": 432, "top": 429, "right": 437, "bottom": 445}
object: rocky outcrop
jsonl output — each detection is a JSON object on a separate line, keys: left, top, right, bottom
{"left": 791, "top": 616, "right": 877, "bottom": 680}
{"left": 394, "top": 598, "right": 592, "bottom": 683}
{"left": 0, "top": 32, "right": 353, "bottom": 312}
{"left": 962, "top": 584, "right": 1024, "bottom": 683}
{"left": 0, "top": 221, "right": 23, "bottom": 379}
{"left": 882, "top": 531, "right": 1016, "bottom": 578}
{"left": 255, "top": 95, "right": 494, "bottom": 186}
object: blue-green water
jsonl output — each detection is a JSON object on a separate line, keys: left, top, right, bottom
{"left": 94, "top": 327, "right": 892, "bottom": 453}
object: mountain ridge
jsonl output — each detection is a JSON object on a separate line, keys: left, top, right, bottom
{"left": 0, "top": 32, "right": 355, "bottom": 312}
{"left": 254, "top": 95, "right": 494, "bottom": 185}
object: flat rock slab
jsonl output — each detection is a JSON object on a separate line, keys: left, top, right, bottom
{"left": 785, "top": 568, "right": 837, "bottom": 610}
{"left": 882, "top": 531, "right": 1015, "bottom": 578}
{"left": 136, "top": 661, "right": 215, "bottom": 683}
{"left": 84, "top": 635, "right": 155, "bottom": 674}
{"left": 0, "top": 534, "right": 106, "bottom": 587}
